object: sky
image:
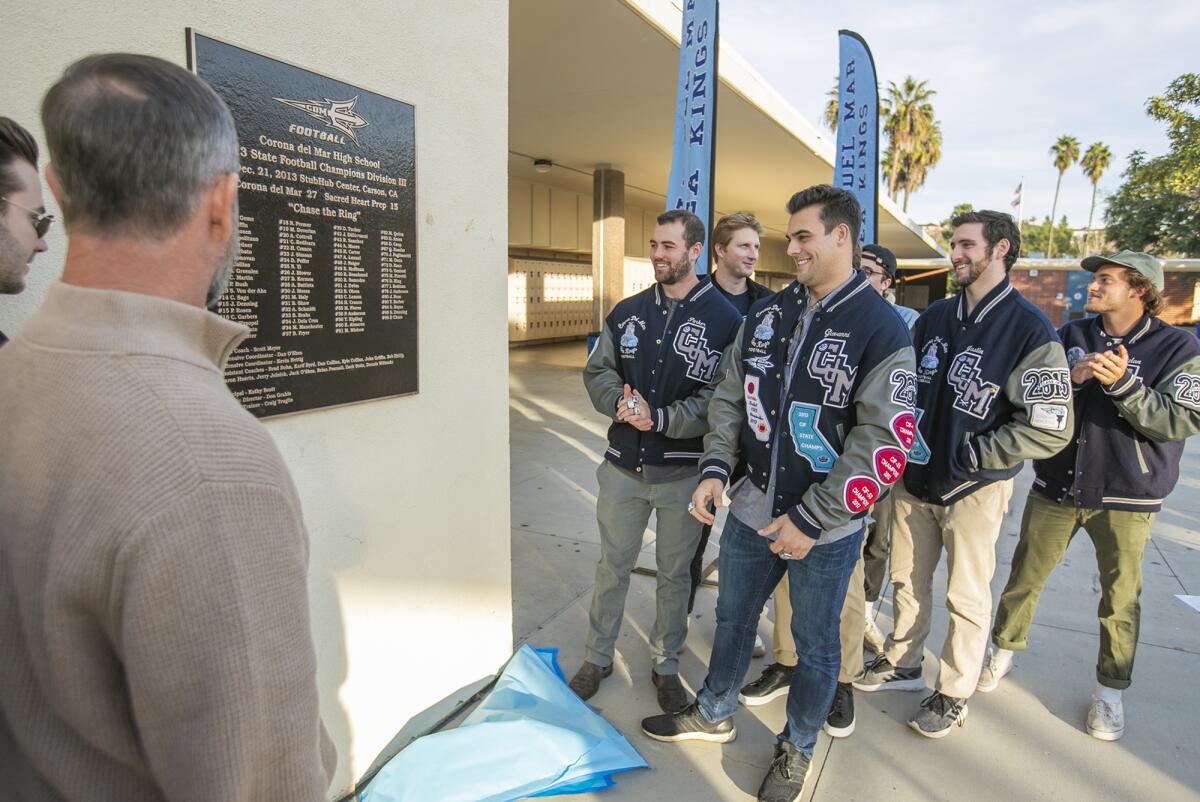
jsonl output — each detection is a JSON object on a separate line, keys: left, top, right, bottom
{"left": 719, "top": 0, "right": 1199, "bottom": 228}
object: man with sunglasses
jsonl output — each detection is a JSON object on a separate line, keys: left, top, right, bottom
{"left": 861, "top": 243, "right": 918, "bottom": 329}
{"left": 0, "top": 117, "right": 52, "bottom": 344}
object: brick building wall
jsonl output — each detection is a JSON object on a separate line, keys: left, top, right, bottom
{"left": 1010, "top": 268, "right": 1199, "bottom": 327}
{"left": 1009, "top": 269, "right": 1068, "bottom": 325}
{"left": 1161, "top": 272, "right": 1199, "bottom": 325}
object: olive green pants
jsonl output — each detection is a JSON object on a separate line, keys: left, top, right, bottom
{"left": 992, "top": 490, "right": 1154, "bottom": 690}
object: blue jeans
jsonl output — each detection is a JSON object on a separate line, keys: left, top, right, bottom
{"left": 697, "top": 514, "right": 863, "bottom": 757}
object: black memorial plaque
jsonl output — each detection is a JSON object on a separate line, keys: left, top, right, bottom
{"left": 188, "top": 31, "right": 418, "bottom": 417}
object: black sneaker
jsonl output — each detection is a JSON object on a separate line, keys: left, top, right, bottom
{"left": 823, "top": 682, "right": 855, "bottom": 738}
{"left": 908, "top": 691, "right": 968, "bottom": 739}
{"left": 756, "top": 740, "right": 811, "bottom": 802}
{"left": 641, "top": 702, "right": 736, "bottom": 743}
{"left": 568, "top": 661, "right": 612, "bottom": 701}
{"left": 651, "top": 670, "right": 689, "bottom": 713}
{"left": 739, "top": 663, "right": 795, "bottom": 707}
{"left": 852, "top": 653, "right": 924, "bottom": 693}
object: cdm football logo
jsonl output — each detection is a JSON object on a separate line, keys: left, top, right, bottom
{"left": 674, "top": 320, "right": 721, "bottom": 382}
{"left": 947, "top": 349, "right": 999, "bottom": 419}
{"left": 275, "top": 96, "right": 369, "bottom": 145}
{"left": 808, "top": 337, "right": 857, "bottom": 408}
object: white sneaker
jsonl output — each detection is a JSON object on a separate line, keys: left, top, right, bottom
{"left": 863, "top": 614, "right": 886, "bottom": 654}
{"left": 976, "top": 648, "right": 1013, "bottom": 693}
{"left": 1087, "top": 695, "right": 1125, "bottom": 741}
{"left": 752, "top": 633, "right": 766, "bottom": 659}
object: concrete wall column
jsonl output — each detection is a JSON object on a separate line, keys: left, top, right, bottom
{"left": 592, "top": 166, "right": 625, "bottom": 329}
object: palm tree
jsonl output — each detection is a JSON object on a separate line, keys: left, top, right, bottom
{"left": 823, "top": 77, "right": 839, "bottom": 132}
{"left": 1046, "top": 135, "right": 1080, "bottom": 258}
{"left": 900, "top": 120, "right": 943, "bottom": 211}
{"left": 1080, "top": 142, "right": 1113, "bottom": 252}
{"left": 882, "top": 78, "right": 937, "bottom": 202}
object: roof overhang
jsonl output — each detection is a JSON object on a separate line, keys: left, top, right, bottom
{"left": 509, "top": 0, "right": 944, "bottom": 259}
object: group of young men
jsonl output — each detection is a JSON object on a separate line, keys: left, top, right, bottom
{"left": 572, "top": 189, "right": 1200, "bottom": 800}
{"left": 3, "top": 51, "right": 1198, "bottom": 802}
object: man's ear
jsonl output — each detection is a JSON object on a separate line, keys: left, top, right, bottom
{"left": 836, "top": 222, "right": 852, "bottom": 247}
{"left": 993, "top": 238, "right": 1011, "bottom": 264}
{"left": 206, "top": 173, "right": 239, "bottom": 243}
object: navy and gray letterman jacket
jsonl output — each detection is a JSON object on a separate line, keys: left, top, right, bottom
{"left": 700, "top": 272, "right": 917, "bottom": 539}
{"left": 584, "top": 278, "right": 742, "bottom": 473}
{"left": 1033, "top": 314, "right": 1200, "bottom": 512}
{"left": 903, "top": 278, "right": 1074, "bottom": 505}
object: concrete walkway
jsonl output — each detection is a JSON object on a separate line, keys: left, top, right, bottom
{"left": 508, "top": 341, "right": 1200, "bottom": 802}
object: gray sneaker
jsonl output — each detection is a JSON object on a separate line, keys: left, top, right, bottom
{"left": 908, "top": 691, "right": 968, "bottom": 738}
{"left": 1086, "top": 695, "right": 1125, "bottom": 741}
{"left": 756, "top": 741, "right": 811, "bottom": 802}
{"left": 976, "top": 647, "right": 1013, "bottom": 693}
{"left": 852, "top": 653, "right": 925, "bottom": 693}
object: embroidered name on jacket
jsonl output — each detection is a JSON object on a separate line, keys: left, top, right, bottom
{"left": 674, "top": 319, "right": 721, "bottom": 382}
{"left": 947, "top": 348, "right": 999, "bottom": 418}
{"left": 808, "top": 338, "right": 857, "bottom": 408}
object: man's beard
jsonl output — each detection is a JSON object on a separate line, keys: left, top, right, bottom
{"left": 656, "top": 251, "right": 693, "bottom": 285}
{"left": 0, "top": 224, "right": 28, "bottom": 295}
{"left": 952, "top": 253, "right": 990, "bottom": 288}
{"left": 205, "top": 207, "right": 240, "bottom": 311}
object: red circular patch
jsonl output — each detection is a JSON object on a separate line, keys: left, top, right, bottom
{"left": 891, "top": 412, "right": 916, "bottom": 451}
{"left": 873, "top": 447, "right": 907, "bottom": 485}
{"left": 748, "top": 382, "right": 756, "bottom": 393}
{"left": 844, "top": 476, "right": 881, "bottom": 514}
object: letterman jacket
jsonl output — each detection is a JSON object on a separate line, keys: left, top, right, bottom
{"left": 904, "top": 277, "right": 1073, "bottom": 505}
{"left": 1033, "top": 314, "right": 1200, "bottom": 512}
{"left": 700, "top": 272, "right": 917, "bottom": 539}
{"left": 584, "top": 278, "right": 742, "bottom": 474}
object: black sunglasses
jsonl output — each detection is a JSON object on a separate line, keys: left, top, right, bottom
{"left": 3, "top": 198, "right": 55, "bottom": 238}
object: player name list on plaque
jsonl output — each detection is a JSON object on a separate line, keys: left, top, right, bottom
{"left": 189, "top": 31, "right": 418, "bottom": 417}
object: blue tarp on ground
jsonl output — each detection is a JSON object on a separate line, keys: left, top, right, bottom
{"left": 360, "top": 645, "right": 649, "bottom": 802}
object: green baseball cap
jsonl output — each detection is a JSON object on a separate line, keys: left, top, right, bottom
{"left": 1080, "top": 250, "right": 1164, "bottom": 291}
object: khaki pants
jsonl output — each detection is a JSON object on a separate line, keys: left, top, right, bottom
{"left": 992, "top": 490, "right": 1153, "bottom": 690}
{"left": 773, "top": 541, "right": 868, "bottom": 684}
{"left": 882, "top": 480, "right": 1012, "bottom": 699}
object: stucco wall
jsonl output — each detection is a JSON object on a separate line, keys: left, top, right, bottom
{"left": 2, "top": 2, "right": 512, "bottom": 795}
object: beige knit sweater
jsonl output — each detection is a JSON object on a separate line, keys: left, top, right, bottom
{"left": 0, "top": 282, "right": 336, "bottom": 801}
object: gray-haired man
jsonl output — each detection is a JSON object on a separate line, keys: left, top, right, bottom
{"left": 0, "top": 55, "right": 335, "bottom": 801}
